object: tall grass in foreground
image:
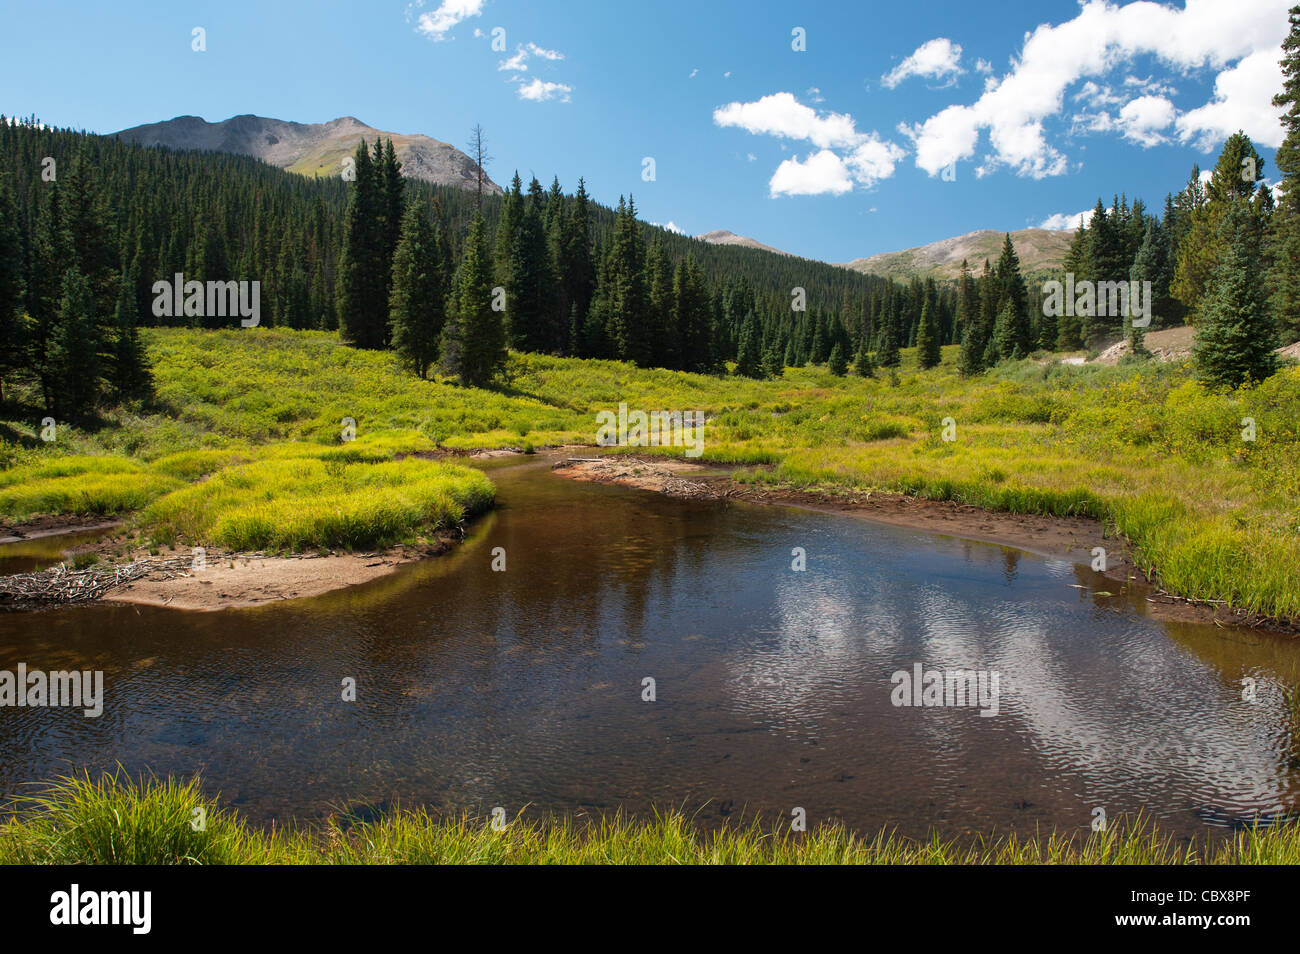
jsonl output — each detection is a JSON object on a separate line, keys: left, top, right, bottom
{"left": 3, "top": 772, "right": 1299, "bottom": 865}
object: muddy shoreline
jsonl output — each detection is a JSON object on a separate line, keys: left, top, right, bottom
{"left": 551, "top": 453, "right": 1297, "bottom": 636}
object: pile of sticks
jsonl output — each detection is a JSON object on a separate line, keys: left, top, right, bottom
{"left": 0, "top": 557, "right": 195, "bottom": 606}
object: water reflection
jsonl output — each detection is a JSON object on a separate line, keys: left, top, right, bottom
{"left": 0, "top": 453, "right": 1296, "bottom": 840}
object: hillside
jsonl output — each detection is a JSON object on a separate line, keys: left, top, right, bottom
{"left": 114, "top": 114, "right": 502, "bottom": 194}
{"left": 842, "top": 227, "right": 1074, "bottom": 282}
{"left": 696, "top": 229, "right": 793, "bottom": 257}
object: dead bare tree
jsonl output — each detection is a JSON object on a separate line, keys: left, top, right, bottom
{"left": 467, "top": 124, "right": 492, "bottom": 212}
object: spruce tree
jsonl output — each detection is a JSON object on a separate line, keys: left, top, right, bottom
{"left": 915, "top": 298, "right": 942, "bottom": 369}
{"left": 1193, "top": 199, "right": 1276, "bottom": 388}
{"left": 389, "top": 201, "right": 445, "bottom": 379}
{"left": 853, "top": 341, "right": 875, "bottom": 377}
{"left": 0, "top": 171, "right": 24, "bottom": 402}
{"left": 993, "top": 234, "right": 1031, "bottom": 357}
{"left": 110, "top": 269, "right": 152, "bottom": 399}
{"left": 443, "top": 212, "right": 506, "bottom": 387}
{"left": 337, "top": 140, "right": 389, "bottom": 348}
{"left": 827, "top": 341, "right": 847, "bottom": 376}
{"left": 1270, "top": 4, "right": 1300, "bottom": 343}
{"left": 506, "top": 177, "right": 556, "bottom": 352}
{"left": 609, "top": 196, "right": 651, "bottom": 366}
{"left": 1174, "top": 133, "right": 1266, "bottom": 322}
{"left": 49, "top": 267, "right": 99, "bottom": 417}
{"left": 733, "top": 312, "right": 764, "bottom": 377}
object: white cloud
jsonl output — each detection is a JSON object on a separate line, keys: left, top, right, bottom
{"left": 882, "top": 37, "right": 965, "bottom": 89}
{"left": 845, "top": 137, "right": 906, "bottom": 188}
{"left": 516, "top": 78, "right": 572, "bottom": 102}
{"left": 1177, "top": 47, "right": 1288, "bottom": 148}
{"left": 713, "top": 92, "right": 861, "bottom": 148}
{"left": 526, "top": 42, "right": 563, "bottom": 60}
{"left": 903, "top": 0, "right": 1290, "bottom": 179}
{"left": 715, "top": 91, "right": 905, "bottom": 195}
{"left": 414, "top": 0, "right": 484, "bottom": 40}
{"left": 1118, "top": 94, "right": 1177, "bottom": 146}
{"left": 769, "top": 150, "right": 854, "bottom": 197}
{"left": 1038, "top": 208, "right": 1095, "bottom": 230}
{"left": 975, "top": 58, "right": 993, "bottom": 74}
{"left": 499, "top": 49, "right": 528, "bottom": 71}
{"left": 689, "top": 68, "right": 699, "bottom": 78}
{"left": 499, "top": 42, "right": 565, "bottom": 71}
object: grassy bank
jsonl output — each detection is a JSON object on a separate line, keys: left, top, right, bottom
{"left": 2, "top": 772, "right": 1297, "bottom": 865}
{"left": 1, "top": 327, "right": 1297, "bottom": 616}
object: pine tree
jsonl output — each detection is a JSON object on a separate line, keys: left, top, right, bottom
{"left": 110, "top": 271, "right": 152, "bottom": 400}
{"left": 674, "top": 257, "right": 712, "bottom": 373}
{"left": 609, "top": 196, "right": 651, "bottom": 366}
{"left": 337, "top": 140, "right": 389, "bottom": 348}
{"left": 733, "top": 312, "right": 763, "bottom": 377}
{"left": 763, "top": 337, "right": 785, "bottom": 377}
{"left": 48, "top": 267, "right": 99, "bottom": 417}
{"left": 495, "top": 173, "right": 524, "bottom": 283}
{"left": 443, "top": 212, "right": 506, "bottom": 387}
{"left": 1270, "top": 4, "right": 1300, "bottom": 343}
{"left": 0, "top": 171, "right": 24, "bottom": 402}
{"left": 915, "top": 298, "right": 941, "bottom": 369}
{"left": 505, "top": 177, "right": 556, "bottom": 352}
{"left": 992, "top": 234, "right": 1031, "bottom": 357}
{"left": 1174, "top": 133, "right": 1266, "bottom": 322}
{"left": 827, "top": 341, "right": 847, "bottom": 376}
{"left": 389, "top": 201, "right": 445, "bottom": 379}
{"left": 853, "top": 341, "right": 875, "bottom": 377}
{"left": 1193, "top": 199, "right": 1277, "bottom": 388}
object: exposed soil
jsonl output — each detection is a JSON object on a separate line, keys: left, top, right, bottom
{"left": 0, "top": 515, "right": 463, "bottom": 612}
{"left": 552, "top": 454, "right": 1296, "bottom": 636}
{"left": 103, "top": 539, "right": 456, "bottom": 611}
{"left": 0, "top": 515, "right": 121, "bottom": 545}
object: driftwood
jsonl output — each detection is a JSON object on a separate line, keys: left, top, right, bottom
{"left": 0, "top": 557, "right": 195, "bottom": 606}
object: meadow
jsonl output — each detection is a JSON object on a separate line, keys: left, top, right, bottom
{"left": 0, "top": 327, "right": 1297, "bottom": 618}
{"left": 2, "top": 771, "right": 1298, "bottom": 865}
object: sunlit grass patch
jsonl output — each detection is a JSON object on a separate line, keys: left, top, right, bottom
{"left": 142, "top": 456, "right": 494, "bottom": 551}
{"left": 0, "top": 456, "right": 183, "bottom": 518}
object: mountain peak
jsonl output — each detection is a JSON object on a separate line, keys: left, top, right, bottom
{"left": 114, "top": 113, "right": 499, "bottom": 194}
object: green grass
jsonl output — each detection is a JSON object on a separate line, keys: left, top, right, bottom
{"left": 3, "top": 771, "right": 1298, "bottom": 865}
{"left": 2, "top": 327, "right": 1298, "bottom": 616}
{"left": 143, "top": 456, "right": 494, "bottom": 551}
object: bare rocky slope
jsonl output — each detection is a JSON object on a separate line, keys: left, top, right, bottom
{"left": 841, "top": 227, "right": 1074, "bottom": 282}
{"left": 114, "top": 114, "right": 501, "bottom": 194}
{"left": 695, "top": 229, "right": 794, "bottom": 257}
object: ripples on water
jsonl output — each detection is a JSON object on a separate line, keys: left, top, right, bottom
{"left": 0, "top": 453, "right": 1296, "bottom": 840}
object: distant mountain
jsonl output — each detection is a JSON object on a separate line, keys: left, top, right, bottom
{"left": 695, "top": 229, "right": 794, "bottom": 257}
{"left": 840, "top": 227, "right": 1074, "bottom": 282}
{"left": 114, "top": 114, "right": 501, "bottom": 194}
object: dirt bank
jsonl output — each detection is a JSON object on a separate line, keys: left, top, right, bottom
{"left": 101, "top": 539, "right": 457, "bottom": 611}
{"left": 552, "top": 454, "right": 1294, "bottom": 635}
{"left": 0, "top": 519, "right": 464, "bottom": 612}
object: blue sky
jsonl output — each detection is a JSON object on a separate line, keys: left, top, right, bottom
{"left": 0, "top": 0, "right": 1291, "bottom": 261}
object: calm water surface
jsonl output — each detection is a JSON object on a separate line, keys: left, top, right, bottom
{"left": 1, "top": 452, "right": 1297, "bottom": 840}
